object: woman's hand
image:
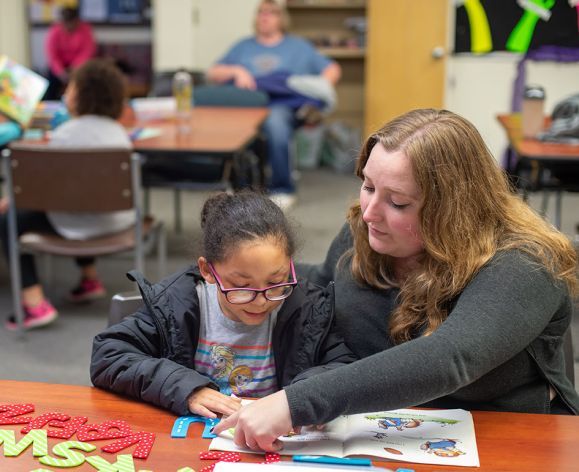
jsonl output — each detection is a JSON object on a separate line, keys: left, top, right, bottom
{"left": 233, "top": 66, "right": 257, "bottom": 90}
{"left": 188, "top": 387, "right": 242, "bottom": 418}
{"left": 213, "top": 390, "right": 292, "bottom": 452}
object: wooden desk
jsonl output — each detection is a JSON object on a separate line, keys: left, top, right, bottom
{"left": 497, "top": 113, "right": 579, "bottom": 229}
{"left": 496, "top": 114, "right": 579, "bottom": 162}
{"left": 1, "top": 380, "right": 579, "bottom": 471}
{"left": 126, "top": 106, "right": 269, "bottom": 155}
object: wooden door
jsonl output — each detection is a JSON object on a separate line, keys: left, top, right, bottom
{"left": 365, "top": 0, "right": 448, "bottom": 136}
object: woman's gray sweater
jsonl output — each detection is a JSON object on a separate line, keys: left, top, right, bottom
{"left": 286, "top": 224, "right": 579, "bottom": 426}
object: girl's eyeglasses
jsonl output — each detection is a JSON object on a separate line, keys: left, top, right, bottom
{"left": 208, "top": 260, "right": 297, "bottom": 304}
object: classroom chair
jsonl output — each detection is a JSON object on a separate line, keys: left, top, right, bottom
{"left": 2, "top": 144, "right": 167, "bottom": 334}
{"left": 108, "top": 291, "right": 144, "bottom": 327}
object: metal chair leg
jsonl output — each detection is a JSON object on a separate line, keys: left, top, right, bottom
{"left": 3, "top": 150, "right": 25, "bottom": 336}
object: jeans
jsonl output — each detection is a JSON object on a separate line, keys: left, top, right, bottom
{"left": 262, "top": 105, "right": 296, "bottom": 194}
{"left": 0, "top": 210, "right": 94, "bottom": 289}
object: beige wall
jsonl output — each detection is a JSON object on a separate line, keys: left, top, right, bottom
{"left": 0, "top": 0, "right": 29, "bottom": 65}
{"left": 152, "top": 0, "right": 261, "bottom": 72}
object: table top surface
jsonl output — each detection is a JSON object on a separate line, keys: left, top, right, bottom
{"left": 496, "top": 113, "right": 579, "bottom": 160}
{"left": 14, "top": 106, "right": 269, "bottom": 155}
{"left": 124, "top": 106, "right": 269, "bottom": 154}
{"left": 1, "top": 380, "right": 579, "bottom": 471}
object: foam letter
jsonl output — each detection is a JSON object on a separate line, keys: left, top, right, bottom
{"left": 21, "top": 412, "right": 88, "bottom": 439}
{"left": 38, "top": 440, "right": 96, "bottom": 467}
{"left": 101, "top": 431, "right": 155, "bottom": 459}
{"left": 77, "top": 420, "right": 132, "bottom": 441}
{"left": 0, "top": 429, "right": 48, "bottom": 457}
{"left": 85, "top": 453, "right": 136, "bottom": 472}
{"left": 0, "top": 403, "right": 35, "bottom": 425}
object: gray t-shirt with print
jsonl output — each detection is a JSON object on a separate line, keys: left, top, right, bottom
{"left": 194, "top": 282, "right": 279, "bottom": 397}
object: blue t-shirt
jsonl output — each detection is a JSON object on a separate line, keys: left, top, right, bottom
{"left": 218, "top": 35, "right": 332, "bottom": 78}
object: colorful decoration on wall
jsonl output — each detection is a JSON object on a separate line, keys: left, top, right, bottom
{"left": 455, "top": 0, "right": 579, "bottom": 53}
{"left": 457, "top": 0, "right": 493, "bottom": 53}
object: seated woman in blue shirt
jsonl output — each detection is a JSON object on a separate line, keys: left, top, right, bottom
{"left": 206, "top": 0, "right": 341, "bottom": 209}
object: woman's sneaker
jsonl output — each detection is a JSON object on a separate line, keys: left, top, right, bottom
{"left": 69, "top": 278, "right": 106, "bottom": 303}
{"left": 5, "top": 299, "right": 58, "bottom": 331}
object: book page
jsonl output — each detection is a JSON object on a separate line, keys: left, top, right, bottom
{"left": 209, "top": 402, "right": 479, "bottom": 467}
{"left": 342, "top": 408, "right": 479, "bottom": 467}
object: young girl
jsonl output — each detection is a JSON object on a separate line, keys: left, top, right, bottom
{"left": 90, "top": 191, "right": 356, "bottom": 418}
{"left": 0, "top": 58, "right": 133, "bottom": 330}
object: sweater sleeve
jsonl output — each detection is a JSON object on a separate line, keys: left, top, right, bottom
{"left": 70, "top": 23, "right": 96, "bottom": 67}
{"left": 46, "top": 26, "right": 65, "bottom": 77}
{"left": 284, "top": 251, "right": 567, "bottom": 425}
{"left": 90, "top": 309, "right": 216, "bottom": 416}
{"left": 298, "top": 223, "right": 352, "bottom": 285}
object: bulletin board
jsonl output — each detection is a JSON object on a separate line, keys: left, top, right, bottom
{"left": 28, "top": 0, "right": 150, "bottom": 25}
{"left": 454, "top": 0, "right": 579, "bottom": 54}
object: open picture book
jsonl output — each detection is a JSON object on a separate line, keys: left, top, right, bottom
{"left": 210, "top": 405, "right": 480, "bottom": 467}
{"left": 0, "top": 55, "right": 48, "bottom": 126}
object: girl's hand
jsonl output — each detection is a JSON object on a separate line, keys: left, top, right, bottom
{"left": 213, "top": 390, "right": 292, "bottom": 452}
{"left": 188, "top": 387, "right": 242, "bottom": 418}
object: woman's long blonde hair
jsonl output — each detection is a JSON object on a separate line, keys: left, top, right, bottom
{"left": 348, "top": 109, "right": 577, "bottom": 343}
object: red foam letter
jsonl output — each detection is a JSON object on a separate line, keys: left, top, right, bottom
{"left": 76, "top": 420, "right": 132, "bottom": 441}
{"left": 21, "top": 413, "right": 88, "bottom": 439}
{"left": 101, "top": 431, "right": 156, "bottom": 459}
{"left": 0, "top": 404, "right": 35, "bottom": 425}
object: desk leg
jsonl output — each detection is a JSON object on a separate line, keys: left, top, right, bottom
{"left": 144, "top": 188, "right": 150, "bottom": 215}
{"left": 540, "top": 191, "right": 549, "bottom": 217}
{"left": 555, "top": 190, "right": 562, "bottom": 230}
{"left": 174, "top": 189, "right": 182, "bottom": 233}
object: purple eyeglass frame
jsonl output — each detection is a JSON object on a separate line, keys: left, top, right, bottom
{"left": 208, "top": 260, "right": 297, "bottom": 304}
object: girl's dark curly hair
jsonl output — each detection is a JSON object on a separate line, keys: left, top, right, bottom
{"left": 71, "top": 59, "right": 126, "bottom": 119}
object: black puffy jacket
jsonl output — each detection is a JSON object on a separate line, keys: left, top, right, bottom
{"left": 90, "top": 265, "right": 357, "bottom": 415}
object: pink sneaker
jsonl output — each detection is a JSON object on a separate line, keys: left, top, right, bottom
{"left": 5, "top": 299, "right": 58, "bottom": 331}
{"left": 69, "top": 278, "right": 107, "bottom": 303}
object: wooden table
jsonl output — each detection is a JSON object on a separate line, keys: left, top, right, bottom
{"left": 125, "top": 106, "right": 269, "bottom": 155}
{"left": 496, "top": 114, "right": 579, "bottom": 162}
{"left": 1, "top": 380, "right": 579, "bottom": 471}
{"left": 497, "top": 113, "right": 579, "bottom": 229}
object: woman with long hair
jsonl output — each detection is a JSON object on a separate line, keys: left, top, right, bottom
{"left": 215, "top": 108, "right": 579, "bottom": 451}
